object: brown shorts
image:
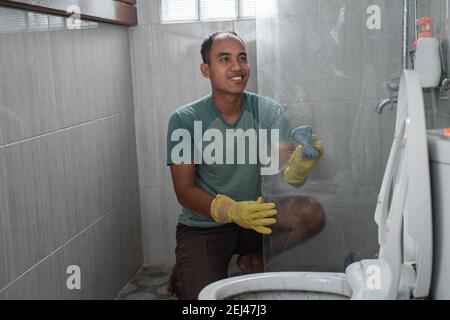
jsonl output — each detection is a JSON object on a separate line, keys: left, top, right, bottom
{"left": 173, "top": 223, "right": 262, "bottom": 300}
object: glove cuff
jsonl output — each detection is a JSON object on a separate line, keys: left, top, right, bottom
{"left": 210, "top": 194, "right": 232, "bottom": 223}
{"left": 283, "top": 168, "right": 307, "bottom": 186}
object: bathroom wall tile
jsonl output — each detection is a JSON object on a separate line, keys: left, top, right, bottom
{"left": 67, "top": 123, "right": 103, "bottom": 226}
{"left": 1, "top": 192, "right": 142, "bottom": 300}
{"left": 0, "top": 220, "right": 92, "bottom": 300}
{"left": 122, "top": 111, "right": 140, "bottom": 195}
{"left": 0, "top": 7, "right": 140, "bottom": 299}
{"left": 233, "top": 19, "right": 258, "bottom": 93}
{"left": 102, "top": 25, "right": 135, "bottom": 117}
{"left": 116, "top": 192, "right": 143, "bottom": 285}
{"left": 37, "top": 131, "right": 81, "bottom": 253}
{"left": 129, "top": 25, "right": 152, "bottom": 109}
{"left": 130, "top": 21, "right": 233, "bottom": 109}
{"left": 37, "top": 113, "right": 139, "bottom": 254}
{"left": 3, "top": 140, "right": 49, "bottom": 279}
{"left": 49, "top": 27, "right": 97, "bottom": 128}
{"left": 125, "top": 111, "right": 140, "bottom": 195}
{"left": 0, "top": 257, "right": 58, "bottom": 300}
{"left": 96, "top": 112, "right": 139, "bottom": 212}
{"left": 140, "top": 188, "right": 164, "bottom": 267}
{"left": 135, "top": 107, "right": 173, "bottom": 188}
{"left": 140, "top": 187, "right": 179, "bottom": 267}
{"left": 91, "top": 204, "right": 119, "bottom": 299}
{"left": 0, "top": 10, "right": 58, "bottom": 146}
{"left": 89, "top": 192, "right": 142, "bottom": 298}
{"left": 59, "top": 215, "right": 98, "bottom": 300}
{"left": 0, "top": 148, "right": 13, "bottom": 290}
{"left": 85, "top": 191, "right": 141, "bottom": 298}
{"left": 50, "top": 24, "right": 133, "bottom": 129}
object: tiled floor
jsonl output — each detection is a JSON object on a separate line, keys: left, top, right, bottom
{"left": 115, "top": 266, "right": 175, "bottom": 300}
{"left": 116, "top": 256, "right": 243, "bottom": 300}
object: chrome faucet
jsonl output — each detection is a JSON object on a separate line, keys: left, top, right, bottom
{"left": 376, "top": 97, "right": 398, "bottom": 114}
{"left": 376, "top": 77, "right": 400, "bottom": 114}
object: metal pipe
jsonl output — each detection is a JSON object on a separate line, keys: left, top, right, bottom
{"left": 376, "top": 0, "right": 410, "bottom": 113}
{"left": 403, "top": 0, "right": 410, "bottom": 70}
{"left": 414, "top": 0, "right": 418, "bottom": 43}
{"left": 376, "top": 98, "right": 399, "bottom": 114}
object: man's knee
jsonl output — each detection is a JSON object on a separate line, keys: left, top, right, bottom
{"left": 300, "top": 197, "right": 325, "bottom": 235}
{"left": 277, "top": 196, "right": 325, "bottom": 235}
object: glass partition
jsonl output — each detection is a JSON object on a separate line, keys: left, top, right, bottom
{"left": 256, "top": 0, "right": 403, "bottom": 272}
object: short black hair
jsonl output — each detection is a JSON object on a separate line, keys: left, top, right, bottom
{"left": 201, "top": 31, "right": 245, "bottom": 65}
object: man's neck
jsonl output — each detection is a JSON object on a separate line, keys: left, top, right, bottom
{"left": 211, "top": 91, "right": 244, "bottom": 117}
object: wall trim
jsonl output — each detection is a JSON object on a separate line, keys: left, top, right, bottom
{"left": 0, "top": 0, "right": 138, "bottom": 26}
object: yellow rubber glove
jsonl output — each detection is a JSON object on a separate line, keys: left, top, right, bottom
{"left": 210, "top": 195, "right": 278, "bottom": 235}
{"left": 283, "top": 136, "right": 324, "bottom": 186}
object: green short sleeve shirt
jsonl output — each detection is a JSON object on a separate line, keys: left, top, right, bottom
{"left": 166, "top": 91, "right": 289, "bottom": 227}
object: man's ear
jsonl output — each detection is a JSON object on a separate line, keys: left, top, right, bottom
{"left": 200, "top": 63, "right": 210, "bottom": 78}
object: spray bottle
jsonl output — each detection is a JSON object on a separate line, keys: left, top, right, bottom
{"left": 413, "top": 16, "right": 442, "bottom": 88}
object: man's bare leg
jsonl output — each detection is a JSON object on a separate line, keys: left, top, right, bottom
{"left": 235, "top": 196, "right": 324, "bottom": 274}
{"left": 237, "top": 247, "right": 264, "bottom": 274}
{"left": 270, "top": 196, "right": 325, "bottom": 255}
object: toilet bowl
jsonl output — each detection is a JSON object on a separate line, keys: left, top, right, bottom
{"left": 199, "top": 70, "right": 436, "bottom": 300}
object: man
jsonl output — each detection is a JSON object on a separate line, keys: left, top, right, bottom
{"left": 166, "top": 31, "right": 324, "bottom": 300}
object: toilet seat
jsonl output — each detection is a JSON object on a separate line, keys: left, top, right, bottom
{"left": 199, "top": 272, "right": 352, "bottom": 300}
{"left": 199, "top": 70, "right": 433, "bottom": 300}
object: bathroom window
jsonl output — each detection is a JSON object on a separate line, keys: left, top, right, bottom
{"left": 161, "top": 0, "right": 256, "bottom": 23}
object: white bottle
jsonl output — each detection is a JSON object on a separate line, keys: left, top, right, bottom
{"left": 414, "top": 16, "right": 441, "bottom": 88}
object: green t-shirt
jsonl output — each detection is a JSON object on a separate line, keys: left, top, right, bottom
{"left": 166, "top": 91, "right": 289, "bottom": 227}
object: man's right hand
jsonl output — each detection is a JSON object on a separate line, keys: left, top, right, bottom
{"left": 210, "top": 195, "right": 278, "bottom": 235}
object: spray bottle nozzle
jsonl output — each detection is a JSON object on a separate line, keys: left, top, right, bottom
{"left": 413, "top": 16, "right": 435, "bottom": 50}
{"left": 416, "top": 16, "right": 434, "bottom": 37}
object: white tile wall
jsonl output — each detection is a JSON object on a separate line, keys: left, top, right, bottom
{"left": 130, "top": 21, "right": 232, "bottom": 109}
{"left": 135, "top": 107, "right": 174, "bottom": 188}
{"left": 0, "top": 25, "right": 58, "bottom": 145}
{"left": 0, "top": 148, "right": 13, "bottom": 289}
{"left": 0, "top": 192, "right": 141, "bottom": 299}
{"left": 50, "top": 24, "right": 133, "bottom": 129}
{"left": 0, "top": 6, "right": 141, "bottom": 299}
{"left": 130, "top": 15, "right": 260, "bottom": 266}
{"left": 3, "top": 140, "right": 50, "bottom": 277}
{"left": 140, "top": 187, "right": 180, "bottom": 268}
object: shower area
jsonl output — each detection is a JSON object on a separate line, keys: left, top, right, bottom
{"left": 256, "top": 0, "right": 443, "bottom": 273}
{"left": 258, "top": 0, "right": 450, "bottom": 273}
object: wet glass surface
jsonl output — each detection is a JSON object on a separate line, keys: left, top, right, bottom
{"left": 257, "top": 0, "right": 403, "bottom": 272}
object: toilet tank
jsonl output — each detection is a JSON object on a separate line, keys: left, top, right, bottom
{"left": 427, "top": 130, "right": 450, "bottom": 300}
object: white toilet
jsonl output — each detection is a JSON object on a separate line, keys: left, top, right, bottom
{"left": 199, "top": 70, "right": 449, "bottom": 300}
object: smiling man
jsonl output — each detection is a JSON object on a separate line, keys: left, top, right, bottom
{"left": 166, "top": 31, "right": 324, "bottom": 300}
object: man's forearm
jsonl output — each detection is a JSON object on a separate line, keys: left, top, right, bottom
{"left": 175, "top": 186, "right": 215, "bottom": 217}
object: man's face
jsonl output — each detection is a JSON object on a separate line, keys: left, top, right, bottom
{"left": 201, "top": 35, "right": 250, "bottom": 95}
